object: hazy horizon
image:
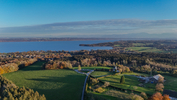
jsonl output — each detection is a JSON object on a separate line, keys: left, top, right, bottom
{"left": 0, "top": 0, "right": 177, "bottom": 38}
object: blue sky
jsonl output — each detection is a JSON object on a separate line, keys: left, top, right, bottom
{"left": 0, "top": 0, "right": 177, "bottom": 38}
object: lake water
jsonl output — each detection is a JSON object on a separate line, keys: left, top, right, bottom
{"left": 0, "top": 40, "right": 119, "bottom": 53}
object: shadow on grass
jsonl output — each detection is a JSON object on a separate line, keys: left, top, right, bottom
{"left": 26, "top": 75, "right": 85, "bottom": 100}
{"left": 20, "top": 61, "right": 46, "bottom": 71}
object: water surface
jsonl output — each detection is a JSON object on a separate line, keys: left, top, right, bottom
{"left": 0, "top": 40, "right": 118, "bottom": 53}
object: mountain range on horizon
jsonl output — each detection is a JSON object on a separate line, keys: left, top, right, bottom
{"left": 1, "top": 33, "right": 177, "bottom": 40}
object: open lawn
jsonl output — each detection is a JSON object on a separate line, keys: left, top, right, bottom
{"left": 3, "top": 62, "right": 86, "bottom": 100}
{"left": 122, "top": 72, "right": 150, "bottom": 76}
{"left": 163, "top": 75, "right": 177, "bottom": 91}
{"left": 73, "top": 66, "right": 113, "bottom": 70}
{"left": 126, "top": 47, "right": 164, "bottom": 53}
{"left": 99, "top": 75, "right": 155, "bottom": 95}
{"left": 114, "top": 44, "right": 120, "bottom": 47}
{"left": 168, "top": 49, "right": 177, "bottom": 53}
{"left": 133, "top": 43, "right": 153, "bottom": 46}
{"left": 122, "top": 72, "right": 177, "bottom": 92}
{"left": 91, "top": 71, "right": 115, "bottom": 77}
{"left": 133, "top": 43, "right": 146, "bottom": 46}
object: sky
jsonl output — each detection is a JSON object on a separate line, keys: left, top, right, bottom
{"left": 0, "top": 0, "right": 177, "bottom": 38}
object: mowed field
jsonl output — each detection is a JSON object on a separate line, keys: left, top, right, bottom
{"left": 3, "top": 62, "right": 86, "bottom": 100}
{"left": 163, "top": 75, "right": 177, "bottom": 91}
{"left": 73, "top": 66, "right": 113, "bottom": 70}
{"left": 99, "top": 75, "right": 155, "bottom": 95}
{"left": 126, "top": 47, "right": 165, "bottom": 53}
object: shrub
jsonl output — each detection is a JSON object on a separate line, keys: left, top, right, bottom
{"left": 90, "top": 78, "right": 99, "bottom": 85}
{"left": 140, "top": 92, "right": 148, "bottom": 100}
{"left": 133, "top": 86, "right": 138, "bottom": 90}
{"left": 102, "top": 81, "right": 110, "bottom": 88}
{"left": 94, "top": 87, "right": 105, "bottom": 93}
{"left": 78, "top": 65, "right": 81, "bottom": 71}
{"left": 120, "top": 76, "right": 125, "bottom": 84}
{"left": 132, "top": 95, "right": 144, "bottom": 100}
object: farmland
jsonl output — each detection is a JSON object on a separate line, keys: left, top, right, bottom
{"left": 3, "top": 62, "right": 86, "bottom": 100}
{"left": 99, "top": 74, "right": 155, "bottom": 95}
{"left": 73, "top": 66, "right": 113, "bottom": 70}
{"left": 126, "top": 47, "right": 164, "bottom": 53}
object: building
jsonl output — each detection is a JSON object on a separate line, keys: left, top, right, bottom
{"left": 149, "top": 74, "right": 164, "bottom": 83}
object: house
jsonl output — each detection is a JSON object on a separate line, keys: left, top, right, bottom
{"left": 149, "top": 74, "right": 164, "bottom": 83}
{"left": 163, "top": 89, "right": 177, "bottom": 100}
{"left": 113, "top": 66, "right": 119, "bottom": 72}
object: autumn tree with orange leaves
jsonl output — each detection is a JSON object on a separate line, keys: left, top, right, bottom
{"left": 148, "top": 92, "right": 170, "bottom": 100}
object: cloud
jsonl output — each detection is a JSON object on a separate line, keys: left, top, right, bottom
{"left": 0, "top": 19, "right": 177, "bottom": 37}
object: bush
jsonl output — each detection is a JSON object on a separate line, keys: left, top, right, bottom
{"left": 120, "top": 76, "right": 125, "bottom": 84}
{"left": 132, "top": 95, "right": 144, "bottom": 100}
{"left": 78, "top": 65, "right": 81, "bottom": 71}
{"left": 102, "top": 81, "right": 110, "bottom": 88}
{"left": 90, "top": 78, "right": 99, "bottom": 85}
{"left": 140, "top": 92, "right": 148, "bottom": 100}
{"left": 94, "top": 87, "right": 105, "bottom": 93}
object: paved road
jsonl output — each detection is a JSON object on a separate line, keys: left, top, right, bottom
{"left": 74, "top": 69, "right": 94, "bottom": 100}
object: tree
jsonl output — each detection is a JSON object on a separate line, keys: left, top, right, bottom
{"left": 78, "top": 65, "right": 81, "bottom": 71}
{"left": 155, "top": 83, "right": 164, "bottom": 92}
{"left": 162, "top": 94, "right": 170, "bottom": 100}
{"left": 132, "top": 95, "right": 144, "bottom": 100}
{"left": 126, "top": 67, "right": 130, "bottom": 72}
{"left": 0, "top": 67, "right": 4, "bottom": 74}
{"left": 119, "top": 68, "right": 122, "bottom": 73}
{"left": 120, "top": 76, "right": 125, "bottom": 84}
{"left": 158, "top": 76, "right": 164, "bottom": 83}
{"left": 148, "top": 92, "right": 163, "bottom": 100}
{"left": 140, "top": 92, "right": 148, "bottom": 100}
{"left": 148, "top": 92, "right": 170, "bottom": 100}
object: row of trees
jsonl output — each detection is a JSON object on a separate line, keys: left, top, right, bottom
{"left": 44, "top": 60, "right": 72, "bottom": 69}
{"left": 0, "top": 75, "right": 46, "bottom": 100}
{"left": 0, "top": 58, "right": 37, "bottom": 75}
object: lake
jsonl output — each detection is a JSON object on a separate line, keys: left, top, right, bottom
{"left": 0, "top": 40, "right": 118, "bottom": 53}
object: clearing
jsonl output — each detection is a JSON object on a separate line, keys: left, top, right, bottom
{"left": 126, "top": 47, "right": 164, "bottom": 53}
{"left": 73, "top": 66, "right": 113, "bottom": 70}
{"left": 3, "top": 61, "right": 86, "bottom": 100}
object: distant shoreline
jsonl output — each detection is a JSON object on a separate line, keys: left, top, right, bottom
{"left": 0, "top": 38, "right": 119, "bottom": 42}
{"left": 0, "top": 38, "right": 162, "bottom": 42}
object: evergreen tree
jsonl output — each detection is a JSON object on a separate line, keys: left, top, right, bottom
{"left": 120, "top": 76, "right": 125, "bottom": 84}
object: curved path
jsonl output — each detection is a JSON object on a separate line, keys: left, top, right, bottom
{"left": 74, "top": 69, "right": 94, "bottom": 100}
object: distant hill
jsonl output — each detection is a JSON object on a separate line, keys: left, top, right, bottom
{"left": 99, "top": 33, "right": 177, "bottom": 39}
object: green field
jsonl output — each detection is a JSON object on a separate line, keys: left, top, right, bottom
{"left": 133, "top": 43, "right": 153, "bottom": 46}
{"left": 133, "top": 43, "right": 146, "bottom": 46}
{"left": 91, "top": 71, "right": 115, "bottom": 78}
{"left": 99, "top": 75, "right": 155, "bottom": 95}
{"left": 3, "top": 62, "right": 86, "bottom": 100}
{"left": 121, "top": 72, "right": 150, "bottom": 76}
{"left": 168, "top": 49, "right": 177, "bottom": 53}
{"left": 73, "top": 66, "right": 113, "bottom": 70}
{"left": 163, "top": 75, "right": 177, "bottom": 91}
{"left": 126, "top": 47, "right": 164, "bottom": 53}
{"left": 114, "top": 44, "right": 120, "bottom": 47}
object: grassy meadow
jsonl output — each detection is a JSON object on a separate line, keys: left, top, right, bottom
{"left": 99, "top": 75, "right": 155, "bottom": 95}
{"left": 163, "top": 75, "right": 177, "bottom": 91}
{"left": 126, "top": 47, "right": 165, "bottom": 53}
{"left": 73, "top": 66, "right": 113, "bottom": 70}
{"left": 3, "top": 62, "right": 86, "bottom": 100}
